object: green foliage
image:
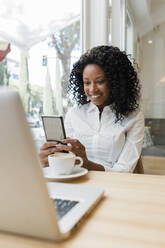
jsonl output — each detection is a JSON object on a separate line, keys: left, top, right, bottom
{"left": 19, "top": 53, "right": 31, "bottom": 112}
{"left": 30, "top": 84, "right": 43, "bottom": 114}
{"left": 0, "top": 59, "right": 10, "bottom": 86}
{"left": 43, "top": 67, "right": 56, "bottom": 115}
{"left": 51, "top": 20, "right": 80, "bottom": 98}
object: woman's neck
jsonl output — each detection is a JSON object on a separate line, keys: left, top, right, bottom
{"left": 98, "top": 107, "right": 103, "bottom": 120}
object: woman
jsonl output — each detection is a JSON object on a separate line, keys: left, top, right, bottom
{"left": 40, "top": 45, "right": 144, "bottom": 172}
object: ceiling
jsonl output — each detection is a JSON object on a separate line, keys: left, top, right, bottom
{"left": 0, "top": 0, "right": 80, "bottom": 51}
{"left": 128, "top": 0, "right": 165, "bottom": 37}
{"left": 0, "top": 0, "right": 164, "bottom": 50}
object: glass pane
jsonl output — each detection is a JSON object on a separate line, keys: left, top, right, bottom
{"left": 108, "top": 0, "right": 112, "bottom": 45}
{"left": 0, "top": 0, "right": 81, "bottom": 151}
{"left": 126, "top": 12, "right": 133, "bottom": 56}
{"left": 140, "top": 24, "right": 165, "bottom": 158}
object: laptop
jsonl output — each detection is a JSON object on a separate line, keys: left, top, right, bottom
{"left": 0, "top": 88, "right": 104, "bottom": 241}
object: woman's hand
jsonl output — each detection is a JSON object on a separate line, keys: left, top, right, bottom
{"left": 55, "top": 138, "right": 88, "bottom": 166}
{"left": 56, "top": 138, "right": 104, "bottom": 171}
{"left": 39, "top": 141, "right": 59, "bottom": 167}
{"left": 39, "top": 138, "right": 88, "bottom": 168}
{"left": 39, "top": 139, "right": 105, "bottom": 171}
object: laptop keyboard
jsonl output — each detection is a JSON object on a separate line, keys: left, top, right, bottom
{"left": 53, "top": 198, "right": 79, "bottom": 219}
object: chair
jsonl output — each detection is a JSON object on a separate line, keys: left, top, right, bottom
{"left": 133, "top": 156, "right": 144, "bottom": 174}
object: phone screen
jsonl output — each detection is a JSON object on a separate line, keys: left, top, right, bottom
{"left": 41, "top": 116, "right": 66, "bottom": 142}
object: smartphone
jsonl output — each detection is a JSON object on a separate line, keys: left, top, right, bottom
{"left": 41, "top": 115, "right": 66, "bottom": 143}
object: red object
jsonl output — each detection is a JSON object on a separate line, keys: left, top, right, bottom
{"left": 0, "top": 44, "right": 11, "bottom": 62}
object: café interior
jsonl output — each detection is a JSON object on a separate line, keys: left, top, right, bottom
{"left": 1, "top": 0, "right": 165, "bottom": 247}
{"left": 1, "top": 0, "right": 165, "bottom": 174}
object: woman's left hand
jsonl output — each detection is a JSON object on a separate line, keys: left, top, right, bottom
{"left": 55, "top": 138, "right": 88, "bottom": 165}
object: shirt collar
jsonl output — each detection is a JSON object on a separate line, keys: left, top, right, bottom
{"left": 87, "top": 102, "right": 112, "bottom": 113}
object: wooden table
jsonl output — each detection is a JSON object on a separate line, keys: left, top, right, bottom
{"left": 1, "top": 171, "right": 165, "bottom": 248}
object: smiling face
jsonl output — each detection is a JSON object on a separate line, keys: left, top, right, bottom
{"left": 83, "top": 64, "right": 110, "bottom": 112}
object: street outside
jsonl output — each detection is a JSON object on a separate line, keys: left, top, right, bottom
{"left": 30, "top": 127, "right": 46, "bottom": 153}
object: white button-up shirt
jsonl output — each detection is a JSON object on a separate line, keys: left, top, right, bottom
{"left": 64, "top": 102, "right": 144, "bottom": 173}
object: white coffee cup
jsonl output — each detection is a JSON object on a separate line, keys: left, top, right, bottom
{"left": 48, "top": 152, "right": 83, "bottom": 175}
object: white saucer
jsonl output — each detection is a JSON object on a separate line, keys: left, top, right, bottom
{"left": 42, "top": 167, "right": 88, "bottom": 181}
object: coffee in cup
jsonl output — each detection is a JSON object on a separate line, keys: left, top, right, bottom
{"left": 48, "top": 152, "right": 83, "bottom": 175}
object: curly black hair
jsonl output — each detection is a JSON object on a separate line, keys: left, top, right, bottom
{"left": 68, "top": 45, "right": 141, "bottom": 122}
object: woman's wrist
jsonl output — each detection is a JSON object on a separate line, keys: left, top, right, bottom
{"left": 83, "top": 157, "right": 105, "bottom": 171}
{"left": 83, "top": 157, "right": 89, "bottom": 169}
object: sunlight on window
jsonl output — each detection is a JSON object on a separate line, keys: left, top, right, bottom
{"left": 0, "top": 0, "right": 81, "bottom": 150}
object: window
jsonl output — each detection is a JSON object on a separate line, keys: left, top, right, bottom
{"left": 108, "top": 0, "right": 112, "bottom": 45}
{"left": 0, "top": 0, "right": 81, "bottom": 150}
{"left": 126, "top": 11, "right": 134, "bottom": 56}
{"left": 110, "top": 0, "right": 126, "bottom": 50}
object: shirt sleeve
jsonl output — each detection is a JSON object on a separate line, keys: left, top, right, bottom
{"left": 108, "top": 110, "right": 144, "bottom": 173}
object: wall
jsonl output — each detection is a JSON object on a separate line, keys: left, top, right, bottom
{"left": 140, "top": 21, "right": 165, "bottom": 118}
